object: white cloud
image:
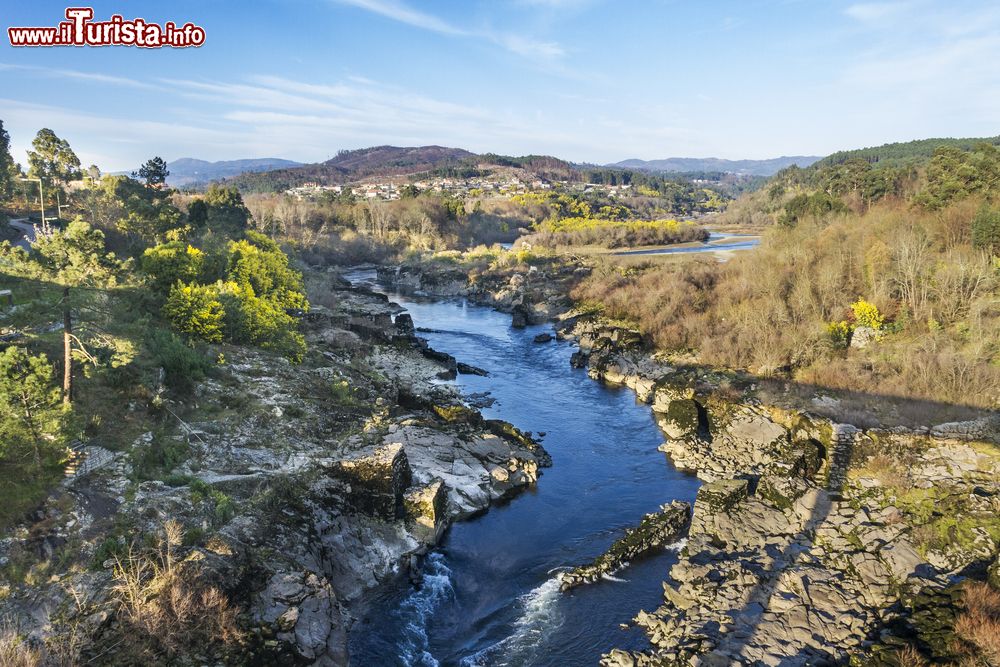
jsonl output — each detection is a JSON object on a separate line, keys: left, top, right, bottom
{"left": 331, "top": 0, "right": 565, "bottom": 61}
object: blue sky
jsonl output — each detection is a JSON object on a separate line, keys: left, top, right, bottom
{"left": 2, "top": 0, "right": 999, "bottom": 171}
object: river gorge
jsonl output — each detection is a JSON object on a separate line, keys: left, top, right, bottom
{"left": 346, "top": 269, "right": 700, "bottom": 666}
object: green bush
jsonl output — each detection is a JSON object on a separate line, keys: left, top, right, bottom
{"left": 148, "top": 328, "right": 209, "bottom": 392}
{"left": 164, "top": 281, "right": 226, "bottom": 343}
{"left": 826, "top": 320, "right": 853, "bottom": 349}
{"left": 218, "top": 281, "right": 305, "bottom": 361}
{"left": 141, "top": 242, "right": 206, "bottom": 295}
{"left": 851, "top": 299, "right": 885, "bottom": 331}
{"left": 130, "top": 432, "right": 189, "bottom": 481}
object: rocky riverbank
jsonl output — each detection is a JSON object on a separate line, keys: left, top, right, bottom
{"left": 0, "top": 271, "right": 549, "bottom": 664}
{"left": 377, "top": 255, "right": 1000, "bottom": 665}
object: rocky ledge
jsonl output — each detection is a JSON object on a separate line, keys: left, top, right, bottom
{"left": 560, "top": 502, "right": 691, "bottom": 591}
{"left": 555, "top": 316, "right": 1000, "bottom": 666}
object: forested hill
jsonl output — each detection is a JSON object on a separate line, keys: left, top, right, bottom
{"left": 222, "top": 146, "right": 578, "bottom": 193}
{"left": 166, "top": 158, "right": 302, "bottom": 186}
{"left": 608, "top": 155, "right": 821, "bottom": 176}
{"left": 224, "top": 146, "right": 477, "bottom": 192}
{"left": 814, "top": 135, "right": 1000, "bottom": 169}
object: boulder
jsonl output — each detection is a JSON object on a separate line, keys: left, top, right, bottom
{"left": 394, "top": 313, "right": 415, "bottom": 336}
{"left": 658, "top": 399, "right": 702, "bottom": 440}
{"left": 850, "top": 326, "right": 878, "bottom": 349}
{"left": 403, "top": 479, "right": 447, "bottom": 543}
{"left": 332, "top": 443, "right": 413, "bottom": 520}
{"left": 511, "top": 304, "right": 529, "bottom": 328}
{"left": 256, "top": 571, "right": 348, "bottom": 666}
{"left": 456, "top": 362, "right": 488, "bottom": 376}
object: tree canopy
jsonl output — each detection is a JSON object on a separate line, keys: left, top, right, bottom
{"left": 27, "top": 128, "right": 81, "bottom": 187}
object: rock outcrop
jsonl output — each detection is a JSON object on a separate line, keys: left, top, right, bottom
{"left": 560, "top": 502, "right": 690, "bottom": 591}
{"left": 0, "top": 274, "right": 551, "bottom": 666}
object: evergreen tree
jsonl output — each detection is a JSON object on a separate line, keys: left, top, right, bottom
{"left": 136, "top": 156, "right": 170, "bottom": 188}
{"left": 13, "top": 219, "right": 124, "bottom": 403}
{"left": 0, "top": 120, "right": 16, "bottom": 201}
{"left": 0, "top": 347, "right": 67, "bottom": 468}
{"left": 972, "top": 203, "right": 1000, "bottom": 255}
{"left": 27, "top": 128, "right": 82, "bottom": 189}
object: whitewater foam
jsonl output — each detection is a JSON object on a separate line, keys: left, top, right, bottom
{"left": 459, "top": 576, "right": 565, "bottom": 667}
{"left": 394, "top": 553, "right": 455, "bottom": 667}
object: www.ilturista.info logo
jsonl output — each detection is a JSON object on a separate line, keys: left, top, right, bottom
{"left": 8, "top": 7, "right": 205, "bottom": 48}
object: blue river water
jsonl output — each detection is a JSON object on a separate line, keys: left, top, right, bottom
{"left": 347, "top": 272, "right": 700, "bottom": 666}
{"left": 613, "top": 231, "right": 759, "bottom": 256}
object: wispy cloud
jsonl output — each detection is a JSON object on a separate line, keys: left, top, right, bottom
{"left": 0, "top": 63, "right": 159, "bottom": 90}
{"left": 332, "top": 0, "right": 565, "bottom": 60}
{"left": 334, "top": 0, "right": 464, "bottom": 35}
{"left": 844, "top": 2, "right": 909, "bottom": 23}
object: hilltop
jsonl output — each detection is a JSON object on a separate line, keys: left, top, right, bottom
{"left": 223, "top": 146, "right": 580, "bottom": 193}
{"left": 813, "top": 134, "right": 1000, "bottom": 169}
{"left": 608, "top": 155, "right": 822, "bottom": 176}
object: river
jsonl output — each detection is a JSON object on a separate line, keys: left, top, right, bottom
{"left": 346, "top": 270, "right": 700, "bottom": 666}
{"left": 613, "top": 231, "right": 759, "bottom": 256}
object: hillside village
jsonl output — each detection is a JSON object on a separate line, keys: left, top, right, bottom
{"left": 284, "top": 172, "right": 640, "bottom": 202}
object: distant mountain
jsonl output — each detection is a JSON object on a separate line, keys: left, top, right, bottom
{"left": 165, "top": 158, "right": 303, "bottom": 186}
{"left": 608, "top": 156, "right": 822, "bottom": 177}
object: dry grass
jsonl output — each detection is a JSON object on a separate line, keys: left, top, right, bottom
{"left": 571, "top": 198, "right": 1000, "bottom": 411}
{"left": 862, "top": 454, "right": 910, "bottom": 489}
{"left": 953, "top": 581, "right": 1000, "bottom": 665}
{"left": 0, "top": 629, "right": 42, "bottom": 667}
{"left": 895, "top": 644, "right": 930, "bottom": 667}
{"left": 107, "top": 521, "right": 244, "bottom": 661}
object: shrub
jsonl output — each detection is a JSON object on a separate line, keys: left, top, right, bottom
{"left": 218, "top": 281, "right": 306, "bottom": 362}
{"left": 0, "top": 347, "right": 67, "bottom": 468}
{"left": 953, "top": 581, "right": 1000, "bottom": 664}
{"left": 141, "top": 242, "right": 206, "bottom": 295}
{"left": 130, "top": 433, "right": 189, "bottom": 482}
{"left": 148, "top": 328, "right": 209, "bottom": 392}
{"left": 107, "top": 521, "right": 245, "bottom": 661}
{"left": 226, "top": 232, "right": 308, "bottom": 311}
{"left": 850, "top": 299, "right": 885, "bottom": 331}
{"left": 826, "top": 320, "right": 852, "bottom": 349}
{"left": 971, "top": 203, "right": 1000, "bottom": 254}
{"left": 779, "top": 192, "right": 847, "bottom": 226}
{"left": 164, "top": 282, "right": 225, "bottom": 343}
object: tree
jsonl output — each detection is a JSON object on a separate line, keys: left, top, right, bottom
{"left": 136, "top": 156, "right": 170, "bottom": 189}
{"left": 191, "top": 185, "right": 250, "bottom": 236}
{"left": 112, "top": 176, "right": 184, "bottom": 243}
{"left": 0, "top": 347, "right": 67, "bottom": 468}
{"left": 26, "top": 219, "right": 124, "bottom": 403}
{"left": 27, "top": 128, "right": 82, "bottom": 189}
{"left": 972, "top": 203, "right": 1000, "bottom": 255}
{"left": 0, "top": 119, "right": 16, "bottom": 201}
